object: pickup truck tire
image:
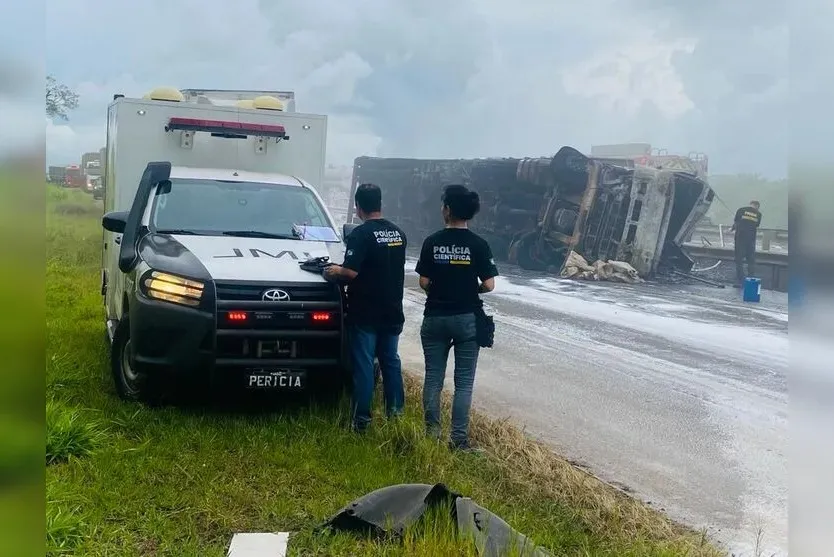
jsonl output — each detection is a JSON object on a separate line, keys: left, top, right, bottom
{"left": 111, "top": 316, "right": 164, "bottom": 406}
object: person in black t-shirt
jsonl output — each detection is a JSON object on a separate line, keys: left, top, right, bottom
{"left": 731, "top": 200, "right": 762, "bottom": 285}
{"left": 415, "top": 184, "right": 498, "bottom": 451}
{"left": 324, "top": 183, "right": 407, "bottom": 432}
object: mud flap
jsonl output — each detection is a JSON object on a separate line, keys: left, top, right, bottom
{"left": 322, "top": 483, "right": 459, "bottom": 537}
{"left": 321, "top": 483, "right": 551, "bottom": 556}
{"left": 455, "top": 497, "right": 552, "bottom": 557}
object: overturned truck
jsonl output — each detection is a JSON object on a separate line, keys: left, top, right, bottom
{"left": 348, "top": 146, "right": 714, "bottom": 278}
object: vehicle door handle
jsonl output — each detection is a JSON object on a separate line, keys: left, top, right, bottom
{"left": 114, "top": 236, "right": 122, "bottom": 245}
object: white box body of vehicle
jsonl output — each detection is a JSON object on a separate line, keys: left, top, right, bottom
{"left": 100, "top": 90, "right": 349, "bottom": 403}
{"left": 103, "top": 96, "right": 326, "bottom": 215}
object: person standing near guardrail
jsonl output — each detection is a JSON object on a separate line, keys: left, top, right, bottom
{"left": 416, "top": 185, "right": 498, "bottom": 452}
{"left": 323, "top": 183, "right": 407, "bottom": 433}
{"left": 731, "top": 200, "right": 762, "bottom": 286}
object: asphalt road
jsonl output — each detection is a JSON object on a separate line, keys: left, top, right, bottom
{"left": 396, "top": 260, "right": 788, "bottom": 557}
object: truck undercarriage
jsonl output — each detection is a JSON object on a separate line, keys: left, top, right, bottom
{"left": 350, "top": 146, "right": 714, "bottom": 278}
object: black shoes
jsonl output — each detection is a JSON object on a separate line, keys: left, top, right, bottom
{"left": 350, "top": 421, "right": 369, "bottom": 435}
{"left": 448, "top": 439, "right": 484, "bottom": 454}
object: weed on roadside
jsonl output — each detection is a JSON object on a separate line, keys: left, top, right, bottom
{"left": 46, "top": 399, "right": 108, "bottom": 465}
{"left": 46, "top": 481, "right": 89, "bottom": 556}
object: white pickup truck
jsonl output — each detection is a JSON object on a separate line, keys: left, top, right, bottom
{"left": 99, "top": 87, "right": 351, "bottom": 404}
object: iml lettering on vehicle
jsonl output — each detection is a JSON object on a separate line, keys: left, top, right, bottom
{"left": 214, "top": 248, "right": 314, "bottom": 259}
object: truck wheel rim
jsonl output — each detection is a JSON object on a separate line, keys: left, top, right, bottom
{"left": 122, "top": 339, "right": 139, "bottom": 385}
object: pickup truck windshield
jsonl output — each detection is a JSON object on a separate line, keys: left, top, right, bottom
{"left": 149, "top": 178, "right": 338, "bottom": 241}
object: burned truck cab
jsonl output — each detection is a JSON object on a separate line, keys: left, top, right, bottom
{"left": 508, "top": 147, "right": 714, "bottom": 276}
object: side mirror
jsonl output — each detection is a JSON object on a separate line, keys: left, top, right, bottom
{"left": 102, "top": 211, "right": 128, "bottom": 233}
{"left": 119, "top": 162, "right": 173, "bottom": 273}
{"left": 342, "top": 223, "right": 358, "bottom": 243}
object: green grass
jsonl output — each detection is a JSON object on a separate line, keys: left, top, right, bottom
{"left": 46, "top": 398, "right": 108, "bottom": 464}
{"left": 45, "top": 186, "right": 720, "bottom": 556}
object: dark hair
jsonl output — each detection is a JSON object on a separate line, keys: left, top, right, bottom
{"left": 442, "top": 184, "right": 480, "bottom": 221}
{"left": 355, "top": 183, "right": 382, "bottom": 213}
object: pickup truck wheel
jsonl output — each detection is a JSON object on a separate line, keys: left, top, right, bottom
{"left": 111, "top": 317, "right": 163, "bottom": 405}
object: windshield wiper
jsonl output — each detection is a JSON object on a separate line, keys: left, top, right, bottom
{"left": 221, "top": 230, "right": 299, "bottom": 240}
{"left": 155, "top": 229, "right": 199, "bottom": 235}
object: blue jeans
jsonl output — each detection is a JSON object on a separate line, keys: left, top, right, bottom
{"left": 421, "top": 313, "right": 480, "bottom": 445}
{"left": 349, "top": 324, "right": 405, "bottom": 430}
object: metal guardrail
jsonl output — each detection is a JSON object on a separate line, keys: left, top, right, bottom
{"left": 684, "top": 245, "right": 788, "bottom": 292}
{"left": 685, "top": 245, "right": 788, "bottom": 267}
{"left": 690, "top": 224, "right": 788, "bottom": 253}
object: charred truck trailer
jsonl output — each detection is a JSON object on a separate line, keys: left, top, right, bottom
{"left": 348, "top": 146, "right": 714, "bottom": 277}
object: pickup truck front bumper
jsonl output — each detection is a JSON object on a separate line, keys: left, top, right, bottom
{"left": 128, "top": 280, "right": 347, "bottom": 388}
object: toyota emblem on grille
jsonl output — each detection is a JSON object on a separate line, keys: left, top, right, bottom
{"left": 262, "top": 288, "right": 290, "bottom": 302}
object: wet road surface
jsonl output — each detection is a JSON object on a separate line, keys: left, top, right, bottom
{"left": 397, "top": 260, "right": 788, "bottom": 556}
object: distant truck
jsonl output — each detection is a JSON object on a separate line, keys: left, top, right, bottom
{"left": 350, "top": 146, "right": 714, "bottom": 277}
{"left": 84, "top": 160, "right": 102, "bottom": 192}
{"left": 81, "top": 151, "right": 100, "bottom": 174}
{"left": 48, "top": 165, "right": 66, "bottom": 184}
{"left": 64, "top": 165, "right": 85, "bottom": 188}
{"left": 99, "top": 86, "right": 348, "bottom": 404}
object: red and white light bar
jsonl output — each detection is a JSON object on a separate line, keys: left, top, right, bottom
{"left": 165, "top": 118, "right": 289, "bottom": 139}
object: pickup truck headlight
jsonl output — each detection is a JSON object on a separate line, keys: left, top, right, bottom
{"left": 141, "top": 271, "right": 205, "bottom": 307}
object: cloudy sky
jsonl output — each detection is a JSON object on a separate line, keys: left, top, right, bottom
{"left": 37, "top": 0, "right": 809, "bottom": 177}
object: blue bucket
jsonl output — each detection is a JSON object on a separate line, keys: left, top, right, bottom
{"left": 743, "top": 277, "right": 761, "bottom": 303}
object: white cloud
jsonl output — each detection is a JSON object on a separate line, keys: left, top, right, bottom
{"left": 45, "top": 118, "right": 102, "bottom": 166}
{"left": 297, "top": 52, "right": 374, "bottom": 111}
{"left": 326, "top": 115, "right": 382, "bottom": 163}
{"left": 75, "top": 75, "right": 147, "bottom": 108}
{"left": 45, "top": 0, "right": 796, "bottom": 176}
{"left": 563, "top": 37, "right": 696, "bottom": 119}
